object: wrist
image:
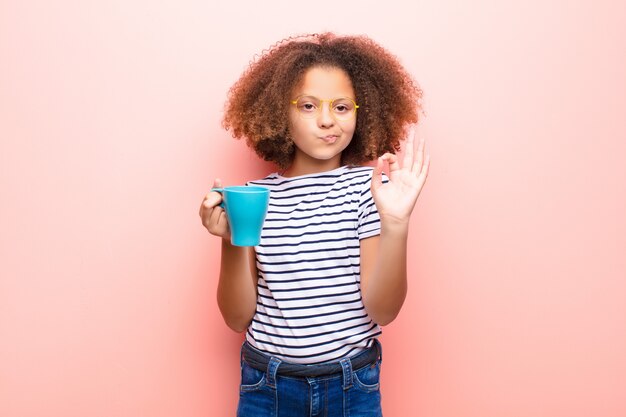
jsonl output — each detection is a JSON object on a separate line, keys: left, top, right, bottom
{"left": 379, "top": 216, "right": 410, "bottom": 237}
{"left": 221, "top": 237, "right": 242, "bottom": 252}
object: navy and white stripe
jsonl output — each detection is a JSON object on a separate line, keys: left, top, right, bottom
{"left": 246, "top": 165, "right": 389, "bottom": 364}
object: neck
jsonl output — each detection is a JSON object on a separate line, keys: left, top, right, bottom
{"left": 281, "top": 152, "right": 342, "bottom": 178}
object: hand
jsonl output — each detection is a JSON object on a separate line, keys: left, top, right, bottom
{"left": 371, "top": 127, "right": 430, "bottom": 225}
{"left": 199, "top": 179, "right": 231, "bottom": 239}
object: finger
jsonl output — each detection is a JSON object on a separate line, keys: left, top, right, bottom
{"left": 416, "top": 154, "right": 430, "bottom": 184}
{"left": 421, "top": 154, "right": 431, "bottom": 178}
{"left": 217, "top": 208, "right": 229, "bottom": 229}
{"left": 371, "top": 156, "right": 384, "bottom": 193}
{"left": 402, "top": 127, "right": 415, "bottom": 169}
{"left": 208, "top": 204, "right": 224, "bottom": 228}
{"left": 200, "top": 177, "right": 225, "bottom": 214}
{"left": 199, "top": 194, "right": 213, "bottom": 216}
{"left": 381, "top": 153, "right": 400, "bottom": 173}
{"left": 203, "top": 191, "right": 223, "bottom": 209}
{"left": 412, "top": 137, "right": 425, "bottom": 174}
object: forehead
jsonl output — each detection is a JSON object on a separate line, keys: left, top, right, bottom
{"left": 293, "top": 66, "right": 355, "bottom": 98}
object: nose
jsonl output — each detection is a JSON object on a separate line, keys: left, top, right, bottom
{"left": 317, "top": 102, "right": 335, "bottom": 127}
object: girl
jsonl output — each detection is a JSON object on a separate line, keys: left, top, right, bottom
{"left": 200, "top": 33, "right": 430, "bottom": 416}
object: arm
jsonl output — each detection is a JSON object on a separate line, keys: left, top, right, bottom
{"left": 361, "top": 128, "right": 430, "bottom": 326}
{"left": 216, "top": 243, "right": 258, "bottom": 333}
{"left": 360, "top": 223, "right": 409, "bottom": 326}
{"left": 200, "top": 179, "right": 258, "bottom": 333}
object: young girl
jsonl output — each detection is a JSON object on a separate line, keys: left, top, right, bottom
{"left": 200, "top": 33, "right": 430, "bottom": 417}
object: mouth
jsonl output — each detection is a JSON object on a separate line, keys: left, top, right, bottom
{"left": 320, "top": 135, "right": 338, "bottom": 144}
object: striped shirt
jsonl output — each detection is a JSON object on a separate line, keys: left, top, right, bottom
{"left": 246, "top": 165, "right": 389, "bottom": 364}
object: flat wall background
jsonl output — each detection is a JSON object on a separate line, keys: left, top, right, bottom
{"left": 1, "top": 1, "right": 625, "bottom": 416}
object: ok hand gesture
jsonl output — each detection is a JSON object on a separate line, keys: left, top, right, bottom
{"left": 371, "top": 127, "right": 430, "bottom": 225}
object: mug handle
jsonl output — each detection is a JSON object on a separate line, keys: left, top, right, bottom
{"left": 210, "top": 187, "right": 225, "bottom": 208}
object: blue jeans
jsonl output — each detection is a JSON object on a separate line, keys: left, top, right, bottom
{"left": 237, "top": 341, "right": 383, "bottom": 417}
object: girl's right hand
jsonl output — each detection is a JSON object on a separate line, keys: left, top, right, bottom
{"left": 199, "top": 179, "right": 231, "bottom": 240}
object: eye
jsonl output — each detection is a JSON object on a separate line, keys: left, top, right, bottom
{"left": 332, "top": 99, "right": 354, "bottom": 114}
{"left": 295, "top": 97, "right": 319, "bottom": 113}
{"left": 301, "top": 103, "right": 317, "bottom": 111}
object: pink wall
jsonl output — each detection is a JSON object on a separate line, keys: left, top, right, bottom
{"left": 2, "top": 1, "right": 625, "bottom": 416}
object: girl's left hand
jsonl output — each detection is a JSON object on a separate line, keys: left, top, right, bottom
{"left": 371, "top": 127, "right": 430, "bottom": 225}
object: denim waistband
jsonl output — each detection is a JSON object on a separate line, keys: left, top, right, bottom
{"left": 241, "top": 339, "right": 382, "bottom": 378}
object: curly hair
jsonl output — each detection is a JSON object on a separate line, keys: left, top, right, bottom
{"left": 222, "top": 33, "right": 423, "bottom": 169}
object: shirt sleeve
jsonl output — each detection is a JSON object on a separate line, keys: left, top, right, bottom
{"left": 357, "top": 169, "right": 389, "bottom": 240}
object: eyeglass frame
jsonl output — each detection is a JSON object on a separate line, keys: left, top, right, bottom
{"left": 289, "top": 95, "right": 360, "bottom": 121}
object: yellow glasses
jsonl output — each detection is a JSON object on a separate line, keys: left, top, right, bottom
{"left": 290, "top": 95, "right": 359, "bottom": 121}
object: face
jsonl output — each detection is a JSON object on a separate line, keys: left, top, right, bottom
{"left": 286, "top": 66, "right": 357, "bottom": 175}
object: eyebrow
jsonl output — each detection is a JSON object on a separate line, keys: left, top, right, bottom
{"left": 298, "top": 94, "right": 357, "bottom": 100}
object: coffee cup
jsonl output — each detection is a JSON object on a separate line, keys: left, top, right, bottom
{"left": 211, "top": 185, "right": 270, "bottom": 246}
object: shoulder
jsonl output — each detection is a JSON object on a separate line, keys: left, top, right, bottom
{"left": 342, "top": 165, "right": 390, "bottom": 195}
{"left": 246, "top": 172, "right": 281, "bottom": 188}
{"left": 342, "top": 165, "right": 375, "bottom": 184}
{"left": 245, "top": 165, "right": 380, "bottom": 190}
{"left": 344, "top": 165, "right": 374, "bottom": 175}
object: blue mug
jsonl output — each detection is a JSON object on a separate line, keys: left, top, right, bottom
{"left": 211, "top": 185, "right": 270, "bottom": 246}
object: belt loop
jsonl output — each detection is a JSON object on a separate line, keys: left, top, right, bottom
{"left": 266, "top": 356, "right": 281, "bottom": 389}
{"left": 340, "top": 358, "right": 352, "bottom": 390}
{"left": 375, "top": 338, "right": 382, "bottom": 364}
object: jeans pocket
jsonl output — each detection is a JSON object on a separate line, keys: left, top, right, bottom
{"left": 345, "top": 360, "right": 382, "bottom": 416}
{"left": 240, "top": 360, "right": 267, "bottom": 392}
{"left": 352, "top": 359, "right": 381, "bottom": 393}
{"left": 237, "top": 361, "right": 276, "bottom": 417}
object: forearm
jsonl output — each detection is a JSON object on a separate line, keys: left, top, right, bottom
{"left": 362, "top": 221, "right": 409, "bottom": 326}
{"left": 216, "top": 240, "right": 258, "bottom": 332}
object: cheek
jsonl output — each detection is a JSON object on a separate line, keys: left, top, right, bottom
{"left": 289, "top": 118, "right": 305, "bottom": 134}
{"left": 288, "top": 119, "right": 314, "bottom": 143}
{"left": 288, "top": 113, "right": 303, "bottom": 137}
{"left": 341, "top": 120, "right": 357, "bottom": 136}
